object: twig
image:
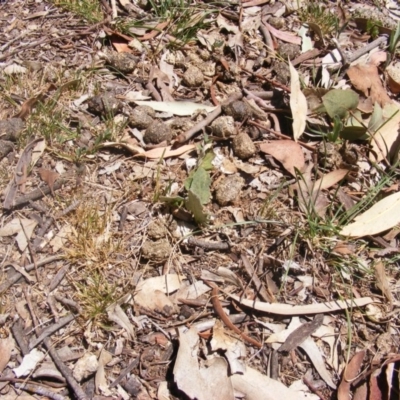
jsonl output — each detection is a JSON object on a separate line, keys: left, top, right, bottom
{"left": 208, "top": 282, "right": 263, "bottom": 348}
{"left": 176, "top": 93, "right": 243, "bottom": 144}
{"left": 146, "top": 81, "right": 162, "bottom": 102}
{"left": 291, "top": 49, "right": 321, "bottom": 67}
{"left": 49, "top": 264, "right": 70, "bottom": 292}
{"left": 14, "top": 382, "right": 66, "bottom": 400}
{"left": 241, "top": 67, "right": 291, "bottom": 92}
{"left": 187, "top": 236, "right": 229, "bottom": 250}
{"left": 53, "top": 294, "right": 81, "bottom": 314}
{"left": 241, "top": 253, "right": 274, "bottom": 303}
{"left": 23, "top": 289, "right": 88, "bottom": 400}
{"left": 259, "top": 24, "right": 274, "bottom": 63}
{"left": 0, "top": 255, "right": 64, "bottom": 293}
{"left": 348, "top": 35, "right": 388, "bottom": 64}
{"left": 249, "top": 120, "right": 316, "bottom": 151}
{"left": 11, "top": 319, "right": 29, "bottom": 356}
{"left": 29, "top": 314, "right": 76, "bottom": 350}
{"left": 303, "top": 377, "right": 328, "bottom": 400}
{"left": 6, "top": 178, "right": 66, "bottom": 210}
{"left": 268, "top": 112, "right": 281, "bottom": 133}
{"left": 109, "top": 357, "right": 139, "bottom": 388}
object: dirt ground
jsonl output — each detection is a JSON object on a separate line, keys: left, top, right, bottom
{"left": 0, "top": 0, "right": 400, "bottom": 399}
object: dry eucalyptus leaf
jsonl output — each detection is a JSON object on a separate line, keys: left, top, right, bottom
{"left": 340, "top": 191, "right": 400, "bottom": 237}
{"left": 260, "top": 140, "right": 305, "bottom": 176}
{"left": 289, "top": 60, "right": 307, "bottom": 141}
{"left": 0, "top": 218, "right": 38, "bottom": 252}
{"left": 38, "top": 168, "right": 59, "bottom": 193}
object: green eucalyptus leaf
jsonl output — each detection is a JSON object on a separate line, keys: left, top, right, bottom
{"left": 322, "top": 89, "right": 359, "bottom": 119}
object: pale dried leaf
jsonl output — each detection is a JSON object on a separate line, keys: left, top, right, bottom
{"left": 31, "top": 139, "right": 46, "bottom": 166}
{"left": 134, "top": 101, "right": 217, "bottom": 116}
{"left": 370, "top": 102, "right": 400, "bottom": 162}
{"left": 260, "top": 140, "right": 305, "bottom": 176}
{"left": 231, "top": 366, "right": 308, "bottom": 400}
{"left": 135, "top": 144, "right": 195, "bottom": 159}
{"left": 265, "top": 22, "right": 301, "bottom": 45}
{"left": 38, "top": 168, "right": 59, "bottom": 192}
{"left": 347, "top": 64, "right": 391, "bottom": 106}
{"left": 4, "top": 64, "right": 27, "bottom": 75}
{"left": 0, "top": 337, "right": 12, "bottom": 373}
{"left": 340, "top": 191, "right": 400, "bottom": 237}
{"left": 210, "top": 320, "right": 246, "bottom": 374}
{"left": 337, "top": 351, "right": 365, "bottom": 400}
{"left": 374, "top": 261, "right": 393, "bottom": 310}
{"left": 174, "top": 327, "right": 234, "bottom": 400}
{"left": 299, "top": 338, "right": 336, "bottom": 389}
{"left": 289, "top": 61, "right": 307, "bottom": 141}
{"left": 0, "top": 218, "right": 38, "bottom": 252}
{"left": 229, "top": 294, "right": 376, "bottom": 315}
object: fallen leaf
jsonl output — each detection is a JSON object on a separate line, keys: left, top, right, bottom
{"left": 278, "top": 314, "right": 324, "bottom": 352}
{"left": 135, "top": 275, "right": 182, "bottom": 316}
{"left": 322, "top": 89, "right": 359, "bottom": 119}
{"left": 31, "top": 139, "right": 46, "bottom": 166}
{"left": 313, "top": 169, "right": 349, "bottom": 191}
{"left": 300, "top": 337, "right": 337, "bottom": 389}
{"left": 38, "top": 168, "right": 59, "bottom": 193}
{"left": 229, "top": 293, "right": 376, "bottom": 315}
{"left": 231, "top": 365, "right": 308, "bottom": 400}
{"left": 134, "top": 144, "right": 195, "bottom": 159}
{"left": 347, "top": 64, "right": 392, "bottom": 107}
{"left": 0, "top": 218, "right": 38, "bottom": 252}
{"left": 337, "top": 351, "right": 365, "bottom": 400}
{"left": 340, "top": 191, "right": 400, "bottom": 237}
{"left": 0, "top": 337, "right": 12, "bottom": 373}
{"left": 374, "top": 261, "right": 393, "bottom": 310}
{"left": 370, "top": 102, "right": 400, "bottom": 162}
{"left": 289, "top": 60, "right": 307, "bottom": 141}
{"left": 211, "top": 320, "right": 246, "bottom": 374}
{"left": 112, "top": 41, "right": 134, "bottom": 53}
{"left": 264, "top": 22, "right": 302, "bottom": 45}
{"left": 134, "top": 100, "right": 217, "bottom": 116}
{"left": 260, "top": 140, "right": 305, "bottom": 176}
{"left": 174, "top": 327, "right": 234, "bottom": 400}
{"left": 4, "top": 64, "right": 27, "bottom": 75}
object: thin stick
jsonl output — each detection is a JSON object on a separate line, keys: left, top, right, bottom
{"left": 23, "top": 289, "right": 88, "bottom": 400}
{"left": 208, "top": 282, "right": 263, "bottom": 348}
{"left": 0, "top": 255, "right": 64, "bottom": 293}
{"left": 176, "top": 92, "right": 243, "bottom": 144}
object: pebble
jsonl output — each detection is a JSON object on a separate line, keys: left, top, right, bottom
{"left": 143, "top": 120, "right": 172, "bottom": 144}
{"left": 232, "top": 132, "right": 256, "bottom": 159}
{"left": 215, "top": 174, "right": 245, "bottom": 206}
{"left": 211, "top": 116, "right": 236, "bottom": 138}
{"left": 182, "top": 65, "right": 204, "bottom": 87}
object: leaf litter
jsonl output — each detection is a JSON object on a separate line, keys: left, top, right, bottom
{"left": 0, "top": 0, "right": 400, "bottom": 399}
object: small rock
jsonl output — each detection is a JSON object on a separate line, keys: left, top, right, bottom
{"left": 232, "top": 132, "right": 256, "bottom": 159}
{"left": 73, "top": 353, "right": 98, "bottom": 382}
{"left": 143, "top": 120, "right": 172, "bottom": 144}
{"left": 142, "top": 238, "right": 171, "bottom": 262}
{"left": 211, "top": 116, "right": 236, "bottom": 138}
{"left": 129, "top": 106, "right": 155, "bottom": 129}
{"left": 272, "top": 60, "right": 290, "bottom": 84}
{"left": 147, "top": 220, "right": 168, "bottom": 240}
{"left": 123, "top": 375, "right": 143, "bottom": 397}
{"left": 87, "top": 93, "right": 122, "bottom": 116}
{"left": 278, "top": 43, "right": 300, "bottom": 61}
{"left": 215, "top": 174, "right": 245, "bottom": 206}
{"left": 222, "top": 101, "right": 252, "bottom": 121}
{"left": 170, "top": 118, "right": 193, "bottom": 136}
{"left": 268, "top": 16, "right": 285, "bottom": 29}
{"left": 108, "top": 53, "right": 138, "bottom": 73}
{"left": 0, "top": 118, "right": 25, "bottom": 141}
{"left": 182, "top": 65, "right": 204, "bottom": 87}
